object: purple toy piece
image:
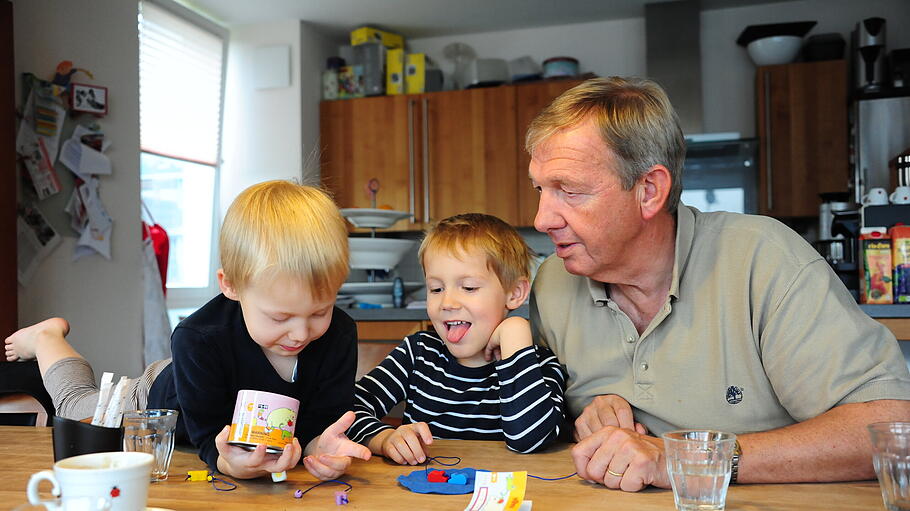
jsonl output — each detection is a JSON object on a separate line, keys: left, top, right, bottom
{"left": 335, "top": 491, "right": 349, "bottom": 505}
{"left": 294, "top": 489, "right": 303, "bottom": 498}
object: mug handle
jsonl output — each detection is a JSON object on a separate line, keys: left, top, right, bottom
{"left": 890, "top": 191, "right": 897, "bottom": 203}
{"left": 27, "top": 470, "right": 61, "bottom": 509}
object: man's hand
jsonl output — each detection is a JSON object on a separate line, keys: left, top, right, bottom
{"left": 304, "top": 411, "right": 372, "bottom": 480}
{"left": 215, "top": 425, "right": 302, "bottom": 479}
{"left": 484, "top": 316, "right": 532, "bottom": 362}
{"left": 572, "top": 425, "right": 670, "bottom": 491}
{"left": 574, "top": 395, "right": 648, "bottom": 441}
{"left": 374, "top": 422, "right": 434, "bottom": 465}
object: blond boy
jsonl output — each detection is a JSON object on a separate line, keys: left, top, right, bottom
{"left": 6, "top": 181, "right": 370, "bottom": 480}
{"left": 347, "top": 213, "right": 567, "bottom": 464}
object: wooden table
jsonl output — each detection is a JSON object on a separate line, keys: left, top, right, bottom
{"left": 0, "top": 427, "right": 886, "bottom": 510}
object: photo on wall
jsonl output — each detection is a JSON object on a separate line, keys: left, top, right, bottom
{"left": 71, "top": 83, "right": 108, "bottom": 116}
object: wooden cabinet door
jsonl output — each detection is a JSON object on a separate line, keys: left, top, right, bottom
{"left": 514, "top": 79, "right": 585, "bottom": 227}
{"left": 355, "top": 321, "right": 429, "bottom": 379}
{"left": 319, "top": 95, "right": 423, "bottom": 230}
{"left": 756, "top": 60, "right": 848, "bottom": 217}
{"left": 0, "top": 0, "right": 16, "bottom": 341}
{"left": 421, "top": 87, "right": 519, "bottom": 225}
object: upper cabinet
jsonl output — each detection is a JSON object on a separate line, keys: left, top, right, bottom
{"left": 319, "top": 95, "right": 422, "bottom": 230}
{"left": 756, "top": 60, "right": 849, "bottom": 218}
{"left": 321, "top": 80, "right": 585, "bottom": 229}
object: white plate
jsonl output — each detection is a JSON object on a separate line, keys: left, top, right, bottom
{"left": 339, "top": 281, "right": 424, "bottom": 295}
{"left": 349, "top": 237, "right": 417, "bottom": 270}
{"left": 341, "top": 208, "right": 411, "bottom": 229}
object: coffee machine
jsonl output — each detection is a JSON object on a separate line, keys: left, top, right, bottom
{"left": 854, "top": 17, "right": 887, "bottom": 93}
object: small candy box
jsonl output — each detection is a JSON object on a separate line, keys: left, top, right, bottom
{"left": 228, "top": 390, "right": 300, "bottom": 453}
{"left": 890, "top": 225, "right": 910, "bottom": 303}
{"left": 860, "top": 228, "right": 893, "bottom": 304}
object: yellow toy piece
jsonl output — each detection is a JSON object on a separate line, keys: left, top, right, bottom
{"left": 186, "top": 470, "right": 213, "bottom": 482}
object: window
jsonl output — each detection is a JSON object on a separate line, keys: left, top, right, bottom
{"left": 138, "top": 0, "right": 226, "bottom": 305}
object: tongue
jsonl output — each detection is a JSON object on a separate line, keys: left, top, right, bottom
{"left": 446, "top": 323, "right": 470, "bottom": 343}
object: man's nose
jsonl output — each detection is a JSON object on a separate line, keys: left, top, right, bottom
{"left": 534, "top": 191, "right": 564, "bottom": 233}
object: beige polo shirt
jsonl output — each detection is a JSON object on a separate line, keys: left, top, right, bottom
{"left": 530, "top": 205, "right": 910, "bottom": 436}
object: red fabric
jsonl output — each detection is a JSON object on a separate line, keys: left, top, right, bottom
{"left": 142, "top": 221, "right": 170, "bottom": 296}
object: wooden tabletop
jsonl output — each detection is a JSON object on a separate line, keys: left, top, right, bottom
{"left": 0, "top": 426, "right": 885, "bottom": 510}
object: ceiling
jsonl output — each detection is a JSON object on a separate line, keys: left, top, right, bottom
{"left": 184, "top": 0, "right": 786, "bottom": 39}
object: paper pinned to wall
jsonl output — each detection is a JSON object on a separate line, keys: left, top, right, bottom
{"left": 72, "top": 177, "right": 113, "bottom": 261}
{"left": 60, "top": 137, "right": 112, "bottom": 178}
{"left": 17, "top": 202, "right": 62, "bottom": 285}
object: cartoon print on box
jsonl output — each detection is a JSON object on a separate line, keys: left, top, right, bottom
{"left": 228, "top": 390, "right": 300, "bottom": 453}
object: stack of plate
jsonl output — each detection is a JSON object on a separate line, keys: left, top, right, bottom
{"left": 337, "top": 281, "right": 424, "bottom": 305}
{"left": 340, "top": 208, "right": 410, "bottom": 229}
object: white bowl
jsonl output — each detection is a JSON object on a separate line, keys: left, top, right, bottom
{"left": 747, "top": 35, "right": 802, "bottom": 66}
{"left": 349, "top": 237, "right": 416, "bottom": 270}
{"left": 340, "top": 208, "right": 411, "bottom": 229}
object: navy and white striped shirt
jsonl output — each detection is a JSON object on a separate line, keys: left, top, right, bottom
{"left": 348, "top": 330, "right": 567, "bottom": 453}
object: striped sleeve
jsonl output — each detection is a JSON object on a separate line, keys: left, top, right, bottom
{"left": 495, "top": 344, "right": 567, "bottom": 453}
{"left": 347, "top": 336, "right": 415, "bottom": 445}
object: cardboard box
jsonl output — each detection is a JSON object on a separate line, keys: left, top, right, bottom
{"left": 386, "top": 48, "right": 405, "bottom": 95}
{"left": 891, "top": 225, "right": 910, "bottom": 302}
{"left": 351, "top": 26, "right": 403, "bottom": 49}
{"left": 405, "top": 53, "right": 426, "bottom": 94}
{"left": 337, "top": 65, "right": 364, "bottom": 99}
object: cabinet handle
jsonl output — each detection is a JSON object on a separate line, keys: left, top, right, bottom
{"left": 763, "top": 70, "right": 773, "bottom": 212}
{"left": 422, "top": 97, "right": 430, "bottom": 223}
{"left": 407, "top": 99, "right": 416, "bottom": 222}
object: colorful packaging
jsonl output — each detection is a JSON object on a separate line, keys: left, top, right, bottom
{"left": 405, "top": 53, "right": 426, "bottom": 94}
{"left": 337, "top": 65, "right": 364, "bottom": 99}
{"left": 387, "top": 48, "right": 405, "bottom": 95}
{"left": 860, "top": 228, "right": 893, "bottom": 304}
{"left": 350, "top": 26, "right": 403, "bottom": 49}
{"left": 890, "top": 225, "right": 910, "bottom": 303}
{"left": 228, "top": 390, "right": 300, "bottom": 453}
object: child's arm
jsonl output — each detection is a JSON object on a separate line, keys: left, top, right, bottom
{"left": 493, "top": 318, "right": 568, "bottom": 453}
{"left": 348, "top": 335, "right": 433, "bottom": 464}
{"left": 300, "top": 411, "right": 371, "bottom": 480}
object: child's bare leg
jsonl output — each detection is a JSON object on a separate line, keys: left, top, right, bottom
{"left": 5, "top": 318, "right": 82, "bottom": 377}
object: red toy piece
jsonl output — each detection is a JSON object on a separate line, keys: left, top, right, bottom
{"left": 427, "top": 470, "right": 450, "bottom": 483}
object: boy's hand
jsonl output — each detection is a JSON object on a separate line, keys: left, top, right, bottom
{"left": 377, "top": 422, "right": 433, "bottom": 465}
{"left": 304, "top": 411, "right": 372, "bottom": 480}
{"left": 484, "top": 316, "right": 532, "bottom": 362}
{"left": 214, "top": 425, "right": 302, "bottom": 479}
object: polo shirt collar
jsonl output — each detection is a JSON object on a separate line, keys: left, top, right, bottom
{"left": 670, "top": 205, "right": 696, "bottom": 300}
{"left": 584, "top": 205, "right": 696, "bottom": 304}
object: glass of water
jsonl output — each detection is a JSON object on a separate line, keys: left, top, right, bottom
{"left": 662, "top": 430, "right": 737, "bottom": 511}
{"left": 868, "top": 422, "right": 910, "bottom": 511}
{"left": 122, "top": 409, "right": 179, "bottom": 482}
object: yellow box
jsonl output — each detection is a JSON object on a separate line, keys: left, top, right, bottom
{"left": 387, "top": 48, "right": 405, "bottom": 95}
{"left": 405, "top": 53, "right": 426, "bottom": 94}
{"left": 351, "top": 26, "right": 403, "bottom": 49}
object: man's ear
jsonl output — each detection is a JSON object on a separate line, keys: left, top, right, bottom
{"left": 505, "top": 277, "right": 531, "bottom": 310}
{"left": 217, "top": 268, "right": 240, "bottom": 301}
{"left": 638, "top": 164, "right": 672, "bottom": 220}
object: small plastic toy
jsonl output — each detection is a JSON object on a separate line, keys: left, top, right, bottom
{"left": 335, "top": 491, "right": 349, "bottom": 505}
{"left": 185, "top": 470, "right": 213, "bottom": 482}
{"left": 448, "top": 473, "right": 468, "bottom": 485}
{"left": 294, "top": 489, "right": 303, "bottom": 498}
{"left": 271, "top": 471, "right": 287, "bottom": 483}
{"left": 427, "top": 469, "right": 449, "bottom": 483}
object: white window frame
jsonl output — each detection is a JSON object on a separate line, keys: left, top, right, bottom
{"left": 140, "top": 0, "right": 228, "bottom": 311}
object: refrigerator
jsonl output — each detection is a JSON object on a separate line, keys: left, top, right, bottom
{"left": 853, "top": 95, "right": 910, "bottom": 204}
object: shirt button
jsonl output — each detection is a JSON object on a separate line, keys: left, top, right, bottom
{"left": 627, "top": 336, "right": 635, "bottom": 343}
{"left": 640, "top": 362, "right": 649, "bottom": 371}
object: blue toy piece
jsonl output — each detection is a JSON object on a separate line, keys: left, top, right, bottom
{"left": 397, "top": 468, "right": 482, "bottom": 495}
{"left": 448, "top": 473, "right": 468, "bottom": 485}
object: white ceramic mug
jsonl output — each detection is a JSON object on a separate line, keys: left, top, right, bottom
{"left": 27, "top": 451, "right": 153, "bottom": 511}
{"left": 891, "top": 186, "right": 910, "bottom": 204}
{"left": 864, "top": 187, "right": 889, "bottom": 206}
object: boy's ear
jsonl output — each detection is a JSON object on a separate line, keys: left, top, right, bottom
{"left": 505, "top": 277, "right": 531, "bottom": 311}
{"left": 217, "top": 268, "right": 240, "bottom": 301}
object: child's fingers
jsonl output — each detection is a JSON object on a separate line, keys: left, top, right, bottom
{"left": 304, "top": 454, "right": 349, "bottom": 480}
{"left": 398, "top": 432, "right": 426, "bottom": 465}
{"left": 383, "top": 442, "right": 405, "bottom": 465}
{"left": 214, "top": 426, "right": 231, "bottom": 451}
{"left": 390, "top": 435, "right": 420, "bottom": 465}
{"left": 323, "top": 411, "right": 357, "bottom": 439}
{"left": 415, "top": 423, "right": 434, "bottom": 445}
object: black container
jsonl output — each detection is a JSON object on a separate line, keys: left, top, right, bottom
{"left": 52, "top": 415, "right": 123, "bottom": 461}
{"left": 803, "top": 33, "right": 845, "bottom": 61}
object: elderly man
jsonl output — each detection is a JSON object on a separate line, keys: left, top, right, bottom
{"left": 527, "top": 77, "right": 910, "bottom": 492}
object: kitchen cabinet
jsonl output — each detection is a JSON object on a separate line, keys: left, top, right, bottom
{"left": 756, "top": 60, "right": 849, "bottom": 218}
{"left": 514, "top": 79, "right": 585, "bottom": 226}
{"left": 320, "top": 95, "right": 422, "bottom": 230}
{"left": 322, "top": 81, "right": 587, "bottom": 229}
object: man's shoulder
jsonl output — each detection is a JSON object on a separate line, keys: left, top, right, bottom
{"left": 690, "top": 208, "right": 821, "bottom": 266}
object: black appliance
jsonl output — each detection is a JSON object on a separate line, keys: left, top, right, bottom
{"left": 823, "top": 209, "right": 861, "bottom": 301}
{"left": 853, "top": 17, "right": 887, "bottom": 93}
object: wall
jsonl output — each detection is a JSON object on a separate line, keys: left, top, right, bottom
{"left": 13, "top": 0, "right": 144, "bottom": 378}
{"left": 407, "top": 0, "right": 910, "bottom": 138}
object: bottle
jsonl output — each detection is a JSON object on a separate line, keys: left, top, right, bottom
{"left": 392, "top": 277, "right": 404, "bottom": 308}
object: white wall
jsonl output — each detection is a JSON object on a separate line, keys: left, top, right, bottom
{"left": 407, "top": 0, "right": 910, "bottom": 138}
{"left": 220, "top": 20, "right": 303, "bottom": 219}
{"left": 299, "top": 22, "right": 341, "bottom": 185}
{"left": 14, "top": 0, "right": 144, "bottom": 378}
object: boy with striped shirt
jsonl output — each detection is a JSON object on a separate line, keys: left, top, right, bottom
{"left": 348, "top": 213, "right": 567, "bottom": 465}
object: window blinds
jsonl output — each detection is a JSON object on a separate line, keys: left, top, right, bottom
{"left": 139, "top": 1, "right": 223, "bottom": 165}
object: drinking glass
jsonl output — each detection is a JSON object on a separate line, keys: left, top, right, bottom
{"left": 122, "top": 409, "right": 178, "bottom": 482}
{"left": 868, "top": 422, "right": 910, "bottom": 511}
{"left": 662, "top": 430, "right": 737, "bottom": 511}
